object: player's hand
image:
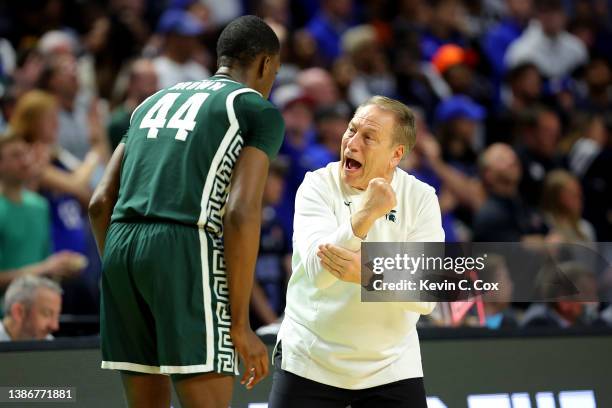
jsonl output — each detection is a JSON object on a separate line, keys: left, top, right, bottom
{"left": 231, "top": 326, "right": 269, "bottom": 390}
{"left": 317, "top": 244, "right": 361, "bottom": 284}
{"left": 360, "top": 177, "right": 397, "bottom": 220}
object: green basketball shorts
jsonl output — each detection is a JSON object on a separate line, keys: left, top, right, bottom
{"left": 100, "top": 221, "right": 238, "bottom": 375}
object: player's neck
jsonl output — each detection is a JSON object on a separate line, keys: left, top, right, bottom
{"left": 214, "top": 67, "right": 248, "bottom": 85}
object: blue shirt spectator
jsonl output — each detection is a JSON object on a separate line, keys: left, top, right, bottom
{"left": 306, "top": 0, "right": 354, "bottom": 65}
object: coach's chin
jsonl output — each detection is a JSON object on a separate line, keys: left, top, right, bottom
{"left": 269, "top": 96, "right": 445, "bottom": 408}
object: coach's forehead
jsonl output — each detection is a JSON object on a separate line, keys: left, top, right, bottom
{"left": 351, "top": 105, "right": 395, "bottom": 134}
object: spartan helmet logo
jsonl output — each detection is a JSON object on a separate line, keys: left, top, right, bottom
{"left": 385, "top": 209, "right": 397, "bottom": 223}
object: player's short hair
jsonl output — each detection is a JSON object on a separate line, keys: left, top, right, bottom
{"left": 216, "top": 15, "right": 280, "bottom": 68}
{"left": 357, "top": 96, "right": 416, "bottom": 155}
{"left": 3, "top": 275, "right": 63, "bottom": 314}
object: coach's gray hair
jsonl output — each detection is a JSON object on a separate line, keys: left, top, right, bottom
{"left": 3, "top": 275, "right": 63, "bottom": 314}
{"left": 357, "top": 96, "right": 417, "bottom": 155}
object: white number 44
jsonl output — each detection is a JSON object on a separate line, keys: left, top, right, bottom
{"left": 140, "top": 92, "right": 210, "bottom": 141}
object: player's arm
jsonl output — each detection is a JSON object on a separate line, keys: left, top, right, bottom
{"left": 225, "top": 147, "right": 268, "bottom": 328}
{"left": 88, "top": 143, "right": 125, "bottom": 257}
{"left": 226, "top": 96, "right": 285, "bottom": 389}
{"left": 225, "top": 146, "right": 269, "bottom": 389}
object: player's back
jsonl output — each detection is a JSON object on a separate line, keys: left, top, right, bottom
{"left": 111, "top": 75, "right": 269, "bottom": 235}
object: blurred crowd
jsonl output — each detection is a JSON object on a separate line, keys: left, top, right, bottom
{"left": 0, "top": 0, "right": 611, "bottom": 340}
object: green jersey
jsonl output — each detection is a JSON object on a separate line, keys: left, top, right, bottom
{"left": 111, "top": 75, "right": 285, "bottom": 235}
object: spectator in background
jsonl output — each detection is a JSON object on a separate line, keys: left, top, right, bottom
{"left": 434, "top": 95, "right": 485, "bottom": 177}
{"left": 473, "top": 143, "right": 547, "bottom": 241}
{"left": 287, "top": 29, "right": 324, "bottom": 70}
{"left": 502, "top": 62, "right": 543, "bottom": 113}
{"left": 273, "top": 84, "right": 315, "bottom": 242}
{"left": 575, "top": 57, "right": 612, "bottom": 114}
{"left": 401, "top": 109, "right": 483, "bottom": 242}
{"left": 430, "top": 44, "right": 493, "bottom": 107}
{"left": 488, "top": 62, "right": 542, "bottom": 145}
{"left": 82, "top": 0, "right": 150, "bottom": 100}
{"left": 568, "top": 113, "right": 607, "bottom": 178}
{"left": 482, "top": 0, "right": 533, "bottom": 81}
{"left": 107, "top": 58, "right": 158, "bottom": 150}
{"left": 9, "top": 90, "right": 100, "bottom": 315}
{"left": 303, "top": 102, "right": 351, "bottom": 171}
{"left": 251, "top": 159, "right": 291, "bottom": 329}
{"left": 516, "top": 107, "right": 564, "bottom": 206}
{"left": 0, "top": 275, "right": 62, "bottom": 341}
{"left": 296, "top": 67, "right": 341, "bottom": 108}
{"left": 37, "top": 30, "right": 97, "bottom": 100}
{"left": 523, "top": 262, "right": 599, "bottom": 327}
{"left": 505, "top": 0, "right": 587, "bottom": 80}
{"left": 0, "top": 37, "right": 17, "bottom": 81}
{"left": 480, "top": 255, "right": 519, "bottom": 329}
{"left": 541, "top": 169, "right": 596, "bottom": 243}
{"left": 306, "top": 0, "right": 354, "bottom": 66}
{"left": 9, "top": 90, "right": 101, "bottom": 206}
{"left": 420, "top": 0, "right": 469, "bottom": 61}
{"left": 0, "top": 78, "right": 17, "bottom": 133}
{"left": 152, "top": 9, "right": 209, "bottom": 90}
{"left": 7, "top": 48, "right": 46, "bottom": 100}
{"left": 341, "top": 25, "right": 397, "bottom": 106}
{"left": 38, "top": 54, "right": 109, "bottom": 162}
{"left": 0, "top": 133, "right": 83, "bottom": 294}
{"left": 580, "top": 115, "right": 612, "bottom": 241}
{"left": 201, "top": 0, "right": 243, "bottom": 26}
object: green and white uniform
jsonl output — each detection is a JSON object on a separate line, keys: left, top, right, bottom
{"left": 100, "top": 75, "right": 284, "bottom": 375}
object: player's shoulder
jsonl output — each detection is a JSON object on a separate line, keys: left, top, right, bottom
{"left": 233, "top": 89, "right": 278, "bottom": 113}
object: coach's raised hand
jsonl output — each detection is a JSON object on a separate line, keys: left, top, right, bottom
{"left": 351, "top": 177, "right": 397, "bottom": 239}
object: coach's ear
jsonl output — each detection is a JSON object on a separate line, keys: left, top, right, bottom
{"left": 390, "top": 144, "right": 405, "bottom": 168}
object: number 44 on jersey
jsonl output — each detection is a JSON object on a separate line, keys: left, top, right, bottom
{"left": 140, "top": 92, "right": 210, "bottom": 141}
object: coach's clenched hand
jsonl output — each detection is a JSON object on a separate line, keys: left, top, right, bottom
{"left": 362, "top": 177, "right": 397, "bottom": 218}
{"left": 231, "top": 326, "right": 269, "bottom": 390}
{"left": 317, "top": 244, "right": 361, "bottom": 284}
{"left": 351, "top": 178, "right": 397, "bottom": 239}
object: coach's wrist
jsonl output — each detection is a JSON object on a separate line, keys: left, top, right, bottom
{"left": 351, "top": 209, "right": 376, "bottom": 239}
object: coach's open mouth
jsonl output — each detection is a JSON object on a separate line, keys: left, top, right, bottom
{"left": 344, "top": 158, "right": 362, "bottom": 172}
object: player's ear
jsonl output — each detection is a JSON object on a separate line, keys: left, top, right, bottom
{"left": 259, "top": 54, "right": 271, "bottom": 79}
